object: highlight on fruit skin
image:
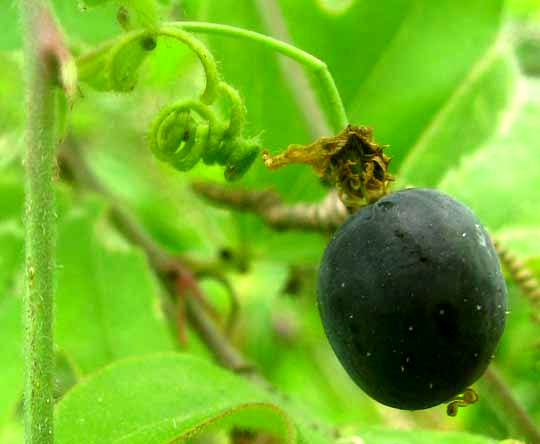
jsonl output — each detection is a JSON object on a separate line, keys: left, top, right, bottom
{"left": 317, "top": 188, "right": 507, "bottom": 410}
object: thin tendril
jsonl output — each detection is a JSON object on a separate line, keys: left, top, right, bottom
{"left": 168, "top": 21, "right": 348, "bottom": 132}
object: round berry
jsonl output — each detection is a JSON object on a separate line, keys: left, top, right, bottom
{"left": 317, "top": 188, "right": 507, "bottom": 410}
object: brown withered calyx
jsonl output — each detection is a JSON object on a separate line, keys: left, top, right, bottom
{"left": 262, "top": 125, "right": 392, "bottom": 206}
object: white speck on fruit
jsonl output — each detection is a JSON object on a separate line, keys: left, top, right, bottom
{"left": 405, "top": 356, "right": 410, "bottom": 363}
{"left": 366, "top": 352, "right": 371, "bottom": 357}
{"left": 439, "top": 309, "right": 445, "bottom": 315}
{"left": 400, "top": 365, "right": 405, "bottom": 372}
{"left": 408, "top": 325, "right": 414, "bottom": 331}
{"left": 475, "top": 224, "right": 487, "bottom": 247}
{"left": 349, "top": 314, "right": 354, "bottom": 320}
{"left": 341, "top": 282, "right": 345, "bottom": 288}
{"left": 462, "top": 232, "right": 467, "bottom": 237}
{"left": 476, "top": 304, "right": 482, "bottom": 311}
{"left": 505, "top": 310, "right": 511, "bottom": 315}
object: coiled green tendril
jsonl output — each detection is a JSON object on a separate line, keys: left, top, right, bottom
{"left": 77, "top": 25, "right": 259, "bottom": 180}
{"left": 148, "top": 82, "right": 259, "bottom": 180}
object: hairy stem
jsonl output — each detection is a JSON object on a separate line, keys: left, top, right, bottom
{"left": 170, "top": 21, "right": 348, "bottom": 132}
{"left": 18, "top": 2, "right": 59, "bottom": 443}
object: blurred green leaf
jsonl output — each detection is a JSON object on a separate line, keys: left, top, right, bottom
{"left": 355, "top": 426, "right": 500, "bottom": 443}
{"left": 234, "top": 261, "right": 382, "bottom": 426}
{"left": 439, "top": 78, "right": 540, "bottom": 253}
{"left": 0, "top": 54, "right": 24, "bottom": 133}
{"left": 0, "top": 2, "right": 21, "bottom": 50}
{"left": 108, "top": 33, "right": 155, "bottom": 91}
{"left": 0, "top": 176, "right": 24, "bottom": 223}
{"left": 80, "top": 0, "right": 159, "bottom": 29}
{"left": 0, "top": 420, "right": 23, "bottom": 444}
{"left": 0, "top": 227, "right": 23, "bottom": 426}
{"left": 55, "top": 198, "right": 175, "bottom": 374}
{"left": 51, "top": 0, "right": 121, "bottom": 45}
{"left": 506, "top": 0, "right": 540, "bottom": 17}
{"left": 397, "top": 47, "right": 518, "bottom": 187}
{"left": 77, "top": 33, "right": 154, "bottom": 92}
{"left": 54, "top": 353, "right": 324, "bottom": 444}
{"left": 81, "top": 0, "right": 114, "bottom": 5}
{"left": 277, "top": 0, "right": 510, "bottom": 174}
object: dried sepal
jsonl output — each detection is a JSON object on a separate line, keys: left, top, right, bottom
{"left": 262, "top": 125, "right": 392, "bottom": 206}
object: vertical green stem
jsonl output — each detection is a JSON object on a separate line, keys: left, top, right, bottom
{"left": 18, "top": 1, "right": 57, "bottom": 443}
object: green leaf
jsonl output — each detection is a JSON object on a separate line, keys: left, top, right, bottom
{"left": 54, "top": 354, "right": 296, "bottom": 444}
{"left": 0, "top": 226, "right": 24, "bottom": 426}
{"left": 438, "top": 78, "right": 540, "bottom": 253}
{"left": 77, "top": 40, "right": 118, "bottom": 90}
{"left": 506, "top": 0, "right": 540, "bottom": 17}
{"left": 0, "top": 54, "right": 24, "bottom": 133}
{"left": 120, "top": 0, "right": 160, "bottom": 29}
{"left": 355, "top": 426, "right": 500, "bottom": 443}
{"left": 80, "top": 0, "right": 159, "bottom": 29}
{"left": 51, "top": 0, "right": 121, "bottom": 45}
{"left": 108, "top": 33, "right": 156, "bottom": 92}
{"left": 341, "top": 0, "right": 508, "bottom": 171}
{"left": 55, "top": 199, "right": 175, "bottom": 374}
{"left": 0, "top": 1, "right": 21, "bottom": 50}
{"left": 0, "top": 176, "right": 24, "bottom": 223}
{"left": 80, "top": 0, "right": 117, "bottom": 6}
{"left": 0, "top": 420, "right": 23, "bottom": 444}
{"left": 396, "top": 47, "right": 518, "bottom": 187}
{"left": 236, "top": 261, "right": 382, "bottom": 426}
{"left": 263, "top": 0, "right": 510, "bottom": 176}
{"left": 77, "top": 33, "right": 155, "bottom": 92}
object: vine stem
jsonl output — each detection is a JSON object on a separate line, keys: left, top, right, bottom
{"left": 18, "top": 2, "right": 65, "bottom": 443}
{"left": 169, "top": 21, "right": 348, "bottom": 133}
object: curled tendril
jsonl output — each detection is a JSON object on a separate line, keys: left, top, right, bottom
{"left": 158, "top": 26, "right": 220, "bottom": 104}
{"left": 148, "top": 82, "right": 259, "bottom": 180}
{"left": 77, "top": 26, "right": 259, "bottom": 179}
{"left": 446, "top": 387, "right": 478, "bottom": 417}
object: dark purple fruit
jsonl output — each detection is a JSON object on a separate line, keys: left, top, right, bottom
{"left": 317, "top": 188, "right": 507, "bottom": 410}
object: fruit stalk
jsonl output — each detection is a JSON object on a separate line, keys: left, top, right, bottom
{"left": 18, "top": 2, "right": 60, "bottom": 443}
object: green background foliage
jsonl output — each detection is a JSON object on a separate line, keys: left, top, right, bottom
{"left": 1, "top": 0, "right": 540, "bottom": 442}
